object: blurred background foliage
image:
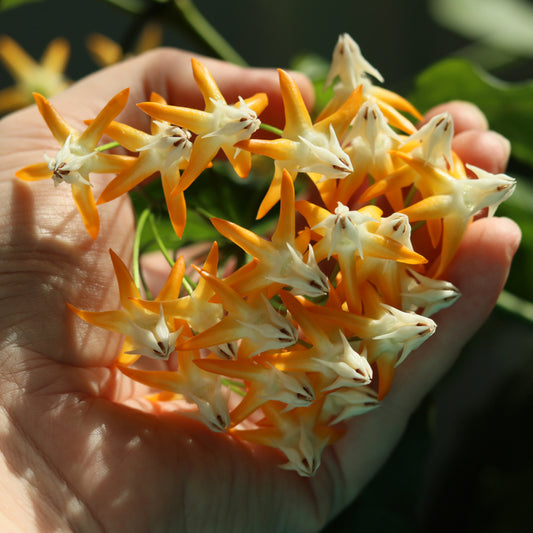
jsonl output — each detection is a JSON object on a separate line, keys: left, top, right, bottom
{"left": 1, "top": 0, "right": 532, "bottom": 531}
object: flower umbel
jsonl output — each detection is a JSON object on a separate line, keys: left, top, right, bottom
{"left": 15, "top": 89, "right": 134, "bottom": 239}
{"left": 16, "top": 32, "right": 517, "bottom": 477}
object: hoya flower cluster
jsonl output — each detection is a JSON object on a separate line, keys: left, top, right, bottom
{"left": 16, "top": 34, "right": 515, "bottom": 477}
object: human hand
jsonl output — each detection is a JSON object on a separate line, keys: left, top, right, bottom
{"left": 0, "top": 49, "right": 520, "bottom": 532}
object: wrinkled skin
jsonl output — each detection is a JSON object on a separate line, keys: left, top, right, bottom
{"left": 0, "top": 49, "right": 521, "bottom": 532}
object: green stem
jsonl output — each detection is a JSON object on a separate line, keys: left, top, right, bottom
{"left": 96, "top": 141, "right": 121, "bottom": 152}
{"left": 133, "top": 208, "right": 151, "bottom": 293}
{"left": 260, "top": 123, "right": 283, "bottom": 136}
{"left": 148, "top": 213, "right": 195, "bottom": 296}
{"left": 173, "top": 0, "right": 247, "bottom": 66}
{"left": 221, "top": 378, "right": 246, "bottom": 396}
{"left": 404, "top": 184, "right": 417, "bottom": 207}
{"left": 148, "top": 213, "right": 175, "bottom": 268}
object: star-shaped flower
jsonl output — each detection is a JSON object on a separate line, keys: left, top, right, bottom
{"left": 15, "top": 89, "right": 134, "bottom": 239}
{"left": 231, "top": 400, "right": 336, "bottom": 477}
{"left": 262, "top": 292, "right": 374, "bottom": 392}
{"left": 297, "top": 200, "right": 426, "bottom": 312}
{"left": 134, "top": 243, "right": 238, "bottom": 360}
{"left": 118, "top": 330, "right": 232, "bottom": 433}
{"left": 401, "top": 267, "right": 461, "bottom": 316}
{"left": 138, "top": 57, "right": 268, "bottom": 193}
{"left": 68, "top": 249, "right": 183, "bottom": 366}
{"left": 304, "top": 288, "right": 436, "bottom": 399}
{"left": 178, "top": 269, "right": 298, "bottom": 358}
{"left": 236, "top": 68, "right": 360, "bottom": 218}
{"left": 318, "top": 33, "right": 421, "bottom": 133}
{"left": 213, "top": 170, "right": 329, "bottom": 298}
{"left": 0, "top": 35, "right": 70, "bottom": 114}
{"left": 396, "top": 153, "right": 516, "bottom": 276}
{"left": 96, "top": 92, "right": 193, "bottom": 237}
{"left": 196, "top": 356, "right": 315, "bottom": 425}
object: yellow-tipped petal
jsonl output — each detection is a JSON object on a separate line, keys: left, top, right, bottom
{"left": 109, "top": 249, "right": 142, "bottom": 306}
{"left": 138, "top": 101, "right": 211, "bottom": 134}
{"left": 211, "top": 217, "right": 273, "bottom": 260}
{"left": 97, "top": 156, "right": 157, "bottom": 204}
{"left": 337, "top": 251, "right": 362, "bottom": 313}
{"left": 33, "top": 92, "right": 72, "bottom": 144}
{"left": 236, "top": 138, "right": 298, "bottom": 161}
{"left": 174, "top": 136, "right": 219, "bottom": 192}
{"left": 78, "top": 88, "right": 130, "bottom": 151}
{"left": 371, "top": 86, "right": 423, "bottom": 121}
{"left": 67, "top": 304, "right": 129, "bottom": 332}
{"left": 434, "top": 214, "right": 470, "bottom": 278}
{"left": 358, "top": 164, "right": 415, "bottom": 204}
{"left": 70, "top": 182, "right": 99, "bottom": 240}
{"left": 163, "top": 175, "right": 187, "bottom": 238}
{"left": 376, "top": 354, "right": 396, "bottom": 401}
{"left": 375, "top": 99, "right": 417, "bottom": 135}
{"left": 102, "top": 120, "right": 153, "bottom": 151}
{"left": 194, "top": 268, "right": 248, "bottom": 316}
{"left": 118, "top": 365, "right": 185, "bottom": 394}
{"left": 242, "top": 92, "right": 269, "bottom": 116}
{"left": 256, "top": 166, "right": 296, "bottom": 220}
{"left": 228, "top": 394, "right": 264, "bottom": 426}
{"left": 314, "top": 85, "right": 363, "bottom": 138}
{"left": 400, "top": 195, "right": 453, "bottom": 222}
{"left": 191, "top": 57, "right": 226, "bottom": 108}
{"left": 295, "top": 200, "right": 333, "bottom": 233}
{"left": 90, "top": 153, "right": 134, "bottom": 174}
{"left": 278, "top": 69, "right": 313, "bottom": 137}
{"left": 116, "top": 339, "right": 142, "bottom": 366}
{"left": 271, "top": 170, "right": 295, "bottom": 244}
{"left": 230, "top": 425, "right": 282, "bottom": 448}
{"left": 156, "top": 256, "right": 186, "bottom": 301}
{"left": 426, "top": 218, "right": 443, "bottom": 249}
{"left": 194, "top": 357, "right": 255, "bottom": 381}
{"left": 15, "top": 162, "right": 51, "bottom": 181}
{"left": 222, "top": 144, "right": 252, "bottom": 178}
{"left": 179, "top": 318, "right": 243, "bottom": 351}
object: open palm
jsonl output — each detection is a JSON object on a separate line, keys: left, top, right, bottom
{"left": 0, "top": 49, "right": 520, "bottom": 532}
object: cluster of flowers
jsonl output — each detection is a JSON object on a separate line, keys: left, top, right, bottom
{"left": 16, "top": 34, "right": 516, "bottom": 477}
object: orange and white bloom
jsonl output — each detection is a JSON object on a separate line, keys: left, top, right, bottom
{"left": 15, "top": 89, "right": 134, "bottom": 239}
{"left": 138, "top": 57, "right": 268, "bottom": 193}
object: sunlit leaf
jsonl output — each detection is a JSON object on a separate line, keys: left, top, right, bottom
{"left": 430, "top": 0, "right": 533, "bottom": 57}
{"left": 410, "top": 58, "right": 533, "bottom": 168}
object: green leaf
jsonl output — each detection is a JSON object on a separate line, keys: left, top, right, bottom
{"left": 410, "top": 58, "right": 533, "bottom": 168}
{"left": 497, "top": 177, "right": 533, "bottom": 301}
{"left": 0, "top": 0, "right": 42, "bottom": 11}
{"left": 98, "top": 0, "right": 148, "bottom": 15}
{"left": 429, "top": 0, "right": 533, "bottom": 58}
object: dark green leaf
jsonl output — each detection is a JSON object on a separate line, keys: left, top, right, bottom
{"left": 0, "top": 0, "right": 42, "bottom": 11}
{"left": 497, "top": 177, "right": 533, "bottom": 301}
